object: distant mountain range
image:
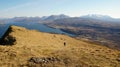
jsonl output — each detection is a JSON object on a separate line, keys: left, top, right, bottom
{"left": 0, "top": 14, "right": 120, "bottom": 50}
{"left": 42, "top": 14, "right": 120, "bottom": 22}
{"left": 80, "top": 14, "right": 120, "bottom": 22}
{"left": 81, "top": 14, "right": 113, "bottom": 20}
{"left": 0, "top": 14, "right": 120, "bottom": 23}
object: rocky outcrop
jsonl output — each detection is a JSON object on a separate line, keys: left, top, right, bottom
{"left": 29, "top": 57, "right": 61, "bottom": 64}
{"left": 0, "top": 26, "right": 16, "bottom": 45}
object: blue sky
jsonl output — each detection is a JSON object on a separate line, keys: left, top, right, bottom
{"left": 0, "top": 0, "right": 120, "bottom": 18}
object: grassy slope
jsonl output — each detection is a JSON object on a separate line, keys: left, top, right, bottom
{"left": 45, "top": 22, "right": 120, "bottom": 50}
{"left": 0, "top": 26, "right": 120, "bottom": 67}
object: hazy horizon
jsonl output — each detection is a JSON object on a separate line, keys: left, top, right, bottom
{"left": 0, "top": 0, "right": 120, "bottom": 18}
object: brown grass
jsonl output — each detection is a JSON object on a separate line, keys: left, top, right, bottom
{"left": 0, "top": 25, "right": 120, "bottom": 67}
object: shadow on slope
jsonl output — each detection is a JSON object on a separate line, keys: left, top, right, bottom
{"left": 0, "top": 25, "right": 16, "bottom": 45}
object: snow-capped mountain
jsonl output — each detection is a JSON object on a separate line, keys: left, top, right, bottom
{"left": 80, "top": 14, "right": 114, "bottom": 21}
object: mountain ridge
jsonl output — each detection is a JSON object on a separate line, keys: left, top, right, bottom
{"left": 0, "top": 25, "right": 120, "bottom": 67}
{"left": 80, "top": 14, "right": 120, "bottom": 22}
{"left": 0, "top": 14, "right": 120, "bottom": 24}
{"left": 41, "top": 14, "right": 70, "bottom": 21}
{"left": 0, "top": 14, "right": 120, "bottom": 50}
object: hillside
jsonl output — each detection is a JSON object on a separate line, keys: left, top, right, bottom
{"left": 45, "top": 17, "right": 120, "bottom": 50}
{"left": 0, "top": 25, "right": 120, "bottom": 67}
{"left": 1, "top": 15, "right": 120, "bottom": 50}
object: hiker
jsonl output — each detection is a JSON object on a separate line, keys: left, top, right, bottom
{"left": 64, "top": 42, "right": 66, "bottom": 46}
